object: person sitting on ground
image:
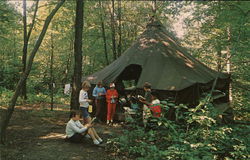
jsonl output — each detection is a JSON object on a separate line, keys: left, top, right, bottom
{"left": 106, "top": 83, "right": 118, "bottom": 125}
{"left": 79, "top": 81, "right": 92, "bottom": 124}
{"left": 65, "top": 110, "right": 103, "bottom": 145}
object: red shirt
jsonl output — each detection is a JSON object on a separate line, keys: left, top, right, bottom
{"left": 106, "top": 89, "right": 118, "bottom": 103}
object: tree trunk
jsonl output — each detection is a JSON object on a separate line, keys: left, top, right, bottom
{"left": 21, "top": 0, "right": 28, "bottom": 100}
{"left": 62, "top": 37, "right": 73, "bottom": 86}
{"left": 50, "top": 33, "right": 54, "bottom": 111}
{"left": 21, "top": 0, "right": 39, "bottom": 100}
{"left": 152, "top": 0, "right": 157, "bottom": 16}
{"left": 99, "top": 0, "right": 109, "bottom": 65}
{"left": 110, "top": 0, "right": 117, "bottom": 60}
{"left": 117, "top": 0, "right": 122, "bottom": 57}
{"left": 226, "top": 27, "right": 232, "bottom": 102}
{"left": 70, "top": 0, "right": 84, "bottom": 110}
{"left": 216, "top": 43, "right": 222, "bottom": 72}
{"left": 0, "top": 0, "right": 65, "bottom": 144}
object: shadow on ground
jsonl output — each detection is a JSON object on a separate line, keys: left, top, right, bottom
{"left": 0, "top": 104, "right": 128, "bottom": 160}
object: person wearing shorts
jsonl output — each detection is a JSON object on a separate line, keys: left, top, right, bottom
{"left": 65, "top": 110, "right": 103, "bottom": 145}
{"left": 79, "top": 81, "right": 92, "bottom": 124}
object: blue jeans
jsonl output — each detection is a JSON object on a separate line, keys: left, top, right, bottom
{"left": 80, "top": 107, "right": 90, "bottom": 118}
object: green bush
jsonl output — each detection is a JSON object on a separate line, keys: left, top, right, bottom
{"left": 0, "top": 86, "right": 14, "bottom": 106}
{"left": 107, "top": 98, "right": 250, "bottom": 160}
{"left": 0, "top": 87, "right": 69, "bottom": 106}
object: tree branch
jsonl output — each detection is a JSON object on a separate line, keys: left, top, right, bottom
{"left": 27, "top": 0, "right": 39, "bottom": 42}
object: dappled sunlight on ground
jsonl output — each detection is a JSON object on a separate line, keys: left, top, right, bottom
{"left": 1, "top": 103, "right": 128, "bottom": 160}
{"left": 8, "top": 125, "right": 33, "bottom": 130}
{"left": 39, "top": 132, "right": 65, "bottom": 140}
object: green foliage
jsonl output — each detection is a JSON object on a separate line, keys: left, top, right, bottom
{"left": 107, "top": 100, "right": 250, "bottom": 160}
{"left": 0, "top": 1, "right": 249, "bottom": 158}
{"left": 0, "top": 87, "right": 69, "bottom": 106}
{"left": 0, "top": 86, "right": 14, "bottom": 106}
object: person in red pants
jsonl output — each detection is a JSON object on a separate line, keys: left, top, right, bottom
{"left": 106, "top": 83, "right": 118, "bottom": 125}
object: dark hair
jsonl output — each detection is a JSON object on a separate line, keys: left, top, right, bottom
{"left": 69, "top": 110, "right": 82, "bottom": 118}
{"left": 151, "top": 91, "right": 159, "bottom": 98}
{"left": 143, "top": 82, "right": 151, "bottom": 89}
{"left": 130, "top": 96, "right": 137, "bottom": 104}
{"left": 97, "top": 81, "right": 103, "bottom": 87}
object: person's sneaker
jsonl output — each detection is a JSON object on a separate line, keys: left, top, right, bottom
{"left": 106, "top": 120, "right": 110, "bottom": 125}
{"left": 98, "top": 138, "right": 103, "bottom": 143}
{"left": 93, "top": 139, "right": 100, "bottom": 145}
{"left": 85, "top": 134, "right": 91, "bottom": 139}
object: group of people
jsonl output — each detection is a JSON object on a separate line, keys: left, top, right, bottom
{"left": 65, "top": 81, "right": 119, "bottom": 145}
{"left": 65, "top": 81, "right": 162, "bottom": 145}
{"left": 92, "top": 81, "right": 118, "bottom": 125}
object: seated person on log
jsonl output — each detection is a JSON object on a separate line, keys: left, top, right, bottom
{"left": 65, "top": 110, "right": 103, "bottom": 145}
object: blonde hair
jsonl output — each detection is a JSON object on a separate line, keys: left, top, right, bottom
{"left": 82, "top": 81, "right": 91, "bottom": 88}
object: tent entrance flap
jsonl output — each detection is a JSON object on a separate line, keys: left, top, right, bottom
{"left": 117, "top": 64, "right": 142, "bottom": 84}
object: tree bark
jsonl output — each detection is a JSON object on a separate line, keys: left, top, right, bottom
{"left": 0, "top": 0, "right": 65, "bottom": 144}
{"left": 50, "top": 32, "right": 54, "bottom": 111}
{"left": 70, "top": 0, "right": 84, "bottom": 110}
{"left": 110, "top": 0, "right": 117, "bottom": 60}
{"left": 62, "top": 37, "right": 73, "bottom": 86}
{"left": 152, "top": 0, "right": 157, "bottom": 16}
{"left": 216, "top": 43, "right": 222, "bottom": 72}
{"left": 117, "top": 0, "right": 122, "bottom": 57}
{"left": 21, "top": 0, "right": 39, "bottom": 100}
{"left": 21, "top": 0, "right": 28, "bottom": 100}
{"left": 99, "top": 0, "right": 109, "bottom": 65}
{"left": 226, "top": 27, "right": 232, "bottom": 102}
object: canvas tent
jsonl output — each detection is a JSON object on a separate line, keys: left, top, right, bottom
{"left": 85, "top": 20, "right": 230, "bottom": 104}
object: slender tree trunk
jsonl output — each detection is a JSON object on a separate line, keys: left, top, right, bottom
{"left": 13, "top": 30, "right": 17, "bottom": 62}
{"left": 117, "top": 0, "right": 122, "bottom": 57}
{"left": 0, "top": 0, "right": 65, "bottom": 144}
{"left": 50, "top": 33, "right": 54, "bottom": 111}
{"left": 62, "top": 38, "right": 73, "bottom": 86}
{"left": 21, "top": 0, "right": 28, "bottom": 100}
{"left": 152, "top": 0, "right": 157, "bottom": 16}
{"left": 99, "top": 0, "right": 109, "bottom": 65}
{"left": 216, "top": 43, "right": 222, "bottom": 72}
{"left": 27, "top": 0, "right": 39, "bottom": 41}
{"left": 110, "top": 0, "right": 117, "bottom": 60}
{"left": 226, "top": 27, "right": 232, "bottom": 102}
{"left": 21, "top": 0, "right": 39, "bottom": 100}
{"left": 70, "top": 0, "right": 84, "bottom": 110}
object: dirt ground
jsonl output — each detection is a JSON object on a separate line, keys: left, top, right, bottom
{"left": 0, "top": 104, "right": 129, "bottom": 160}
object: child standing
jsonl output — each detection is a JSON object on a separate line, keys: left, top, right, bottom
{"left": 92, "top": 81, "right": 106, "bottom": 121}
{"left": 106, "top": 83, "right": 118, "bottom": 125}
{"left": 79, "top": 81, "right": 92, "bottom": 124}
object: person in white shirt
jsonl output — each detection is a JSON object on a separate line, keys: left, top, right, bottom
{"left": 66, "top": 110, "right": 103, "bottom": 145}
{"left": 79, "top": 81, "right": 92, "bottom": 124}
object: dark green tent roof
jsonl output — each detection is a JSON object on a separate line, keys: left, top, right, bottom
{"left": 85, "top": 20, "right": 228, "bottom": 91}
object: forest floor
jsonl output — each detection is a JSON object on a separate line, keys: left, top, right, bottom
{"left": 0, "top": 104, "right": 129, "bottom": 160}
